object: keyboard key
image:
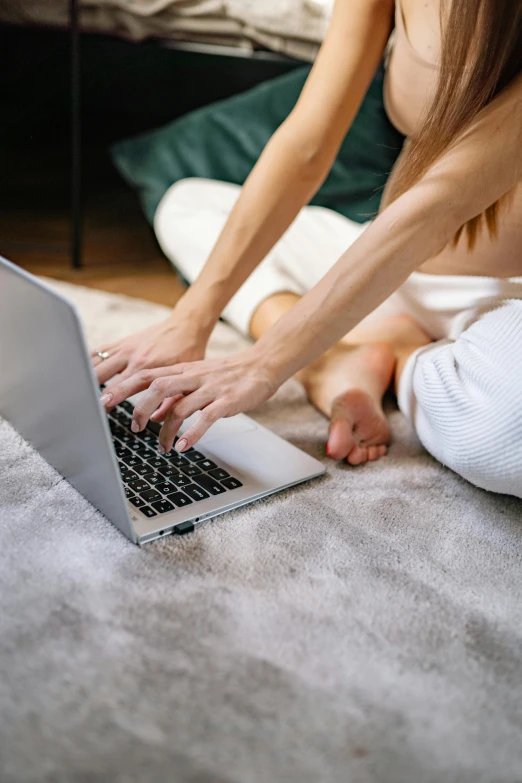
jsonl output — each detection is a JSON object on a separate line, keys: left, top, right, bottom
{"left": 140, "top": 489, "right": 162, "bottom": 503}
{"left": 110, "top": 423, "right": 125, "bottom": 438}
{"left": 171, "top": 473, "right": 192, "bottom": 487}
{"left": 120, "top": 401, "right": 134, "bottom": 414}
{"left": 113, "top": 410, "right": 130, "bottom": 425}
{"left": 146, "top": 420, "right": 161, "bottom": 436}
{"left": 133, "top": 463, "right": 155, "bottom": 477}
{"left": 120, "top": 469, "right": 139, "bottom": 484}
{"left": 146, "top": 457, "right": 169, "bottom": 471}
{"left": 199, "top": 459, "right": 217, "bottom": 472}
{"left": 208, "top": 468, "right": 230, "bottom": 481}
{"left": 129, "top": 496, "right": 146, "bottom": 508}
{"left": 151, "top": 499, "right": 175, "bottom": 514}
{"left": 183, "top": 484, "right": 210, "bottom": 502}
{"left": 155, "top": 481, "right": 177, "bottom": 495}
{"left": 220, "top": 477, "right": 243, "bottom": 490}
{"left": 135, "top": 430, "right": 157, "bottom": 445}
{"left": 128, "top": 478, "right": 150, "bottom": 493}
{"left": 133, "top": 446, "right": 156, "bottom": 460}
{"left": 145, "top": 473, "right": 164, "bottom": 486}
{"left": 193, "top": 474, "right": 226, "bottom": 495}
{"left": 186, "top": 450, "right": 206, "bottom": 463}
{"left": 164, "top": 454, "right": 190, "bottom": 468}
{"left": 140, "top": 506, "right": 157, "bottom": 518}
{"left": 158, "top": 466, "right": 180, "bottom": 480}
{"left": 114, "top": 444, "right": 132, "bottom": 460}
{"left": 119, "top": 432, "right": 137, "bottom": 446}
{"left": 124, "top": 487, "right": 134, "bottom": 499}
{"left": 180, "top": 464, "right": 202, "bottom": 478}
{"left": 122, "top": 455, "right": 144, "bottom": 469}
{"left": 165, "top": 491, "right": 193, "bottom": 508}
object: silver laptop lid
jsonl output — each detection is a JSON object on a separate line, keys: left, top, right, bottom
{"left": 0, "top": 257, "right": 136, "bottom": 542}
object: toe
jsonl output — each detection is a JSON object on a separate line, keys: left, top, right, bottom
{"left": 327, "top": 416, "right": 355, "bottom": 461}
{"left": 367, "top": 445, "right": 380, "bottom": 461}
{"left": 347, "top": 445, "right": 368, "bottom": 466}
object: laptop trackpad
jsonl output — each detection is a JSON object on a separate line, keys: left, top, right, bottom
{"left": 179, "top": 413, "right": 257, "bottom": 445}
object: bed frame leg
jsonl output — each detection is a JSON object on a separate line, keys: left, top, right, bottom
{"left": 70, "top": 0, "right": 82, "bottom": 270}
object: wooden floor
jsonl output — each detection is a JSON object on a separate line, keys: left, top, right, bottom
{"left": 0, "top": 145, "right": 186, "bottom": 307}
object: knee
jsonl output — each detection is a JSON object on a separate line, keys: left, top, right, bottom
{"left": 157, "top": 178, "right": 240, "bottom": 218}
{"left": 411, "top": 342, "right": 522, "bottom": 498}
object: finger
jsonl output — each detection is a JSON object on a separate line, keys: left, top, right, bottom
{"left": 114, "top": 374, "right": 200, "bottom": 431}
{"left": 157, "top": 407, "right": 184, "bottom": 454}
{"left": 168, "top": 389, "right": 212, "bottom": 423}
{"left": 104, "top": 364, "right": 136, "bottom": 391}
{"left": 132, "top": 376, "right": 203, "bottom": 431}
{"left": 100, "top": 366, "right": 190, "bottom": 414}
{"left": 150, "top": 395, "right": 183, "bottom": 423}
{"left": 174, "top": 402, "right": 226, "bottom": 451}
{"left": 157, "top": 390, "right": 212, "bottom": 453}
{"left": 95, "top": 353, "right": 127, "bottom": 386}
{"left": 91, "top": 343, "right": 118, "bottom": 366}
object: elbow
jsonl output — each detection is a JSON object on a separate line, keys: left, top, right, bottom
{"left": 277, "top": 118, "right": 335, "bottom": 180}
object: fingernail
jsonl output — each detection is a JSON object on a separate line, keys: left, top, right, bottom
{"left": 175, "top": 438, "right": 188, "bottom": 453}
{"left": 131, "top": 420, "right": 139, "bottom": 433}
{"left": 100, "top": 393, "right": 112, "bottom": 405}
{"left": 158, "top": 444, "right": 166, "bottom": 455}
{"left": 326, "top": 443, "right": 331, "bottom": 457}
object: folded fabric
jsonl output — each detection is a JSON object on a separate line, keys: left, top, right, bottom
{"left": 0, "top": 0, "right": 329, "bottom": 60}
{"left": 111, "top": 63, "right": 405, "bottom": 226}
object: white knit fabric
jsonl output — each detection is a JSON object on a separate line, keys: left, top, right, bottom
{"left": 155, "top": 177, "right": 522, "bottom": 499}
{"left": 399, "top": 301, "right": 522, "bottom": 498}
{"left": 154, "top": 178, "right": 369, "bottom": 336}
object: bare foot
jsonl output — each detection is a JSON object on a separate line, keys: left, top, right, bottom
{"left": 297, "top": 342, "right": 395, "bottom": 466}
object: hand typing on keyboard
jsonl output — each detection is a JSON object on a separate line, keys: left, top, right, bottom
{"left": 100, "top": 346, "right": 280, "bottom": 453}
{"left": 109, "top": 401, "right": 243, "bottom": 518}
{"left": 91, "top": 310, "right": 209, "bottom": 388}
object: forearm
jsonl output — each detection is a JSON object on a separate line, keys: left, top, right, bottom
{"left": 175, "top": 0, "right": 394, "bottom": 331}
{"left": 174, "top": 129, "right": 330, "bottom": 331}
{"left": 254, "top": 73, "right": 522, "bottom": 382}
{"left": 254, "top": 185, "right": 458, "bottom": 382}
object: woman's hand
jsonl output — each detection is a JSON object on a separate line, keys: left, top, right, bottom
{"left": 99, "top": 347, "right": 280, "bottom": 453}
{"left": 91, "top": 311, "right": 210, "bottom": 388}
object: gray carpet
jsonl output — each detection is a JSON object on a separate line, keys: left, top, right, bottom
{"left": 1, "top": 280, "right": 522, "bottom": 783}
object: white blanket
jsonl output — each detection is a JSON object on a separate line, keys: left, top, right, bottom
{"left": 0, "top": 0, "right": 332, "bottom": 61}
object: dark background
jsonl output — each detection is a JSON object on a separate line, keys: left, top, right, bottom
{"left": 0, "top": 24, "right": 300, "bottom": 298}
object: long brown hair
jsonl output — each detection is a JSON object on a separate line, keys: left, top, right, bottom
{"left": 385, "top": 0, "right": 522, "bottom": 249}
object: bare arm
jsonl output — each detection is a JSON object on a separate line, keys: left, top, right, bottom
{"left": 255, "top": 74, "right": 522, "bottom": 383}
{"left": 101, "top": 74, "right": 522, "bottom": 448}
{"left": 175, "top": 0, "right": 395, "bottom": 331}
{"left": 91, "top": 0, "right": 394, "bottom": 387}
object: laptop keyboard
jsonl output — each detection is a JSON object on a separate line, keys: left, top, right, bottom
{"left": 107, "top": 400, "right": 243, "bottom": 518}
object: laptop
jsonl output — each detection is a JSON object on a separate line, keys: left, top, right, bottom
{"left": 0, "top": 256, "right": 325, "bottom": 544}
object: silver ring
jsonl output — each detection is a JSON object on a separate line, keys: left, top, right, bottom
{"left": 96, "top": 350, "right": 111, "bottom": 361}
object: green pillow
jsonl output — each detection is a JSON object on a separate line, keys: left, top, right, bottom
{"left": 111, "top": 63, "right": 404, "bottom": 226}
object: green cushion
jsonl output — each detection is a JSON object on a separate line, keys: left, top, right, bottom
{"left": 111, "top": 63, "right": 405, "bottom": 226}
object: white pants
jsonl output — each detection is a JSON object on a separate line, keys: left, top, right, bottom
{"left": 155, "top": 179, "right": 522, "bottom": 499}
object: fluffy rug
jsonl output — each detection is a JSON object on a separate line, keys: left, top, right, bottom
{"left": 1, "top": 280, "right": 522, "bottom": 783}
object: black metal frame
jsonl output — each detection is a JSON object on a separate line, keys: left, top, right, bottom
{"left": 70, "top": 0, "right": 82, "bottom": 269}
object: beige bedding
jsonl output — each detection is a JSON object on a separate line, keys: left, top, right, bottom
{"left": 0, "top": 0, "right": 332, "bottom": 61}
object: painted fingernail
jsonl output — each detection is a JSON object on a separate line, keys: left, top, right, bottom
{"left": 175, "top": 438, "right": 188, "bottom": 453}
{"left": 158, "top": 444, "right": 166, "bottom": 455}
{"left": 326, "top": 443, "right": 331, "bottom": 457}
{"left": 100, "top": 393, "right": 112, "bottom": 405}
{"left": 131, "top": 420, "right": 139, "bottom": 433}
